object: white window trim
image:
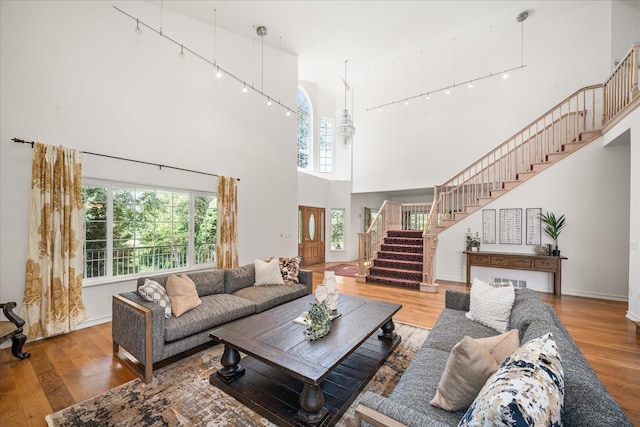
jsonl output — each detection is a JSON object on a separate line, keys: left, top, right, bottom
{"left": 81, "top": 179, "right": 217, "bottom": 286}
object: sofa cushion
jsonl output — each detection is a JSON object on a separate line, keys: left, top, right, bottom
{"left": 430, "top": 330, "right": 519, "bottom": 411}
{"left": 166, "top": 274, "right": 202, "bottom": 317}
{"left": 388, "top": 347, "right": 468, "bottom": 425}
{"left": 255, "top": 258, "right": 285, "bottom": 286}
{"left": 224, "top": 263, "right": 256, "bottom": 293}
{"left": 509, "top": 288, "right": 555, "bottom": 336}
{"left": 426, "top": 308, "right": 498, "bottom": 353}
{"left": 138, "top": 279, "right": 172, "bottom": 319}
{"left": 185, "top": 269, "right": 225, "bottom": 297}
{"left": 523, "top": 313, "right": 633, "bottom": 426}
{"left": 232, "top": 283, "right": 308, "bottom": 313}
{"left": 465, "top": 278, "right": 514, "bottom": 333}
{"left": 459, "top": 333, "right": 564, "bottom": 427}
{"left": 163, "top": 294, "right": 256, "bottom": 343}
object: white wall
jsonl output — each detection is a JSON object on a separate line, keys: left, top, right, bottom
{"left": 611, "top": 1, "right": 640, "bottom": 67}
{"left": 297, "top": 172, "right": 353, "bottom": 262}
{"left": 603, "top": 108, "right": 640, "bottom": 319}
{"left": 437, "top": 137, "right": 631, "bottom": 300}
{"left": 351, "top": 1, "right": 613, "bottom": 193}
{"left": 0, "top": 1, "right": 299, "bottom": 327}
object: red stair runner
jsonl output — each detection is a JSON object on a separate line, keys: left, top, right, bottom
{"left": 367, "top": 230, "right": 423, "bottom": 290}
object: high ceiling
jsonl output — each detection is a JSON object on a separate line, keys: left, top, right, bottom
{"left": 158, "top": 1, "right": 608, "bottom": 96}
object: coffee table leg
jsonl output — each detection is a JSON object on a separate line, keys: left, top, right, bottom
{"left": 298, "top": 383, "right": 328, "bottom": 425}
{"left": 216, "top": 345, "right": 245, "bottom": 383}
{"left": 378, "top": 318, "right": 397, "bottom": 341}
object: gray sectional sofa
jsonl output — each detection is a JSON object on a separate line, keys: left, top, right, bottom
{"left": 356, "top": 288, "right": 632, "bottom": 427}
{"left": 112, "top": 263, "right": 312, "bottom": 383}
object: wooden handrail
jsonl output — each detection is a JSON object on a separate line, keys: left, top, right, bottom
{"left": 440, "top": 85, "right": 601, "bottom": 188}
{"left": 604, "top": 43, "right": 639, "bottom": 124}
{"left": 604, "top": 42, "right": 639, "bottom": 86}
{"left": 359, "top": 45, "right": 640, "bottom": 290}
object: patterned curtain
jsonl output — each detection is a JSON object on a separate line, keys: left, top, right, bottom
{"left": 20, "top": 143, "right": 87, "bottom": 337}
{"left": 216, "top": 176, "right": 239, "bottom": 269}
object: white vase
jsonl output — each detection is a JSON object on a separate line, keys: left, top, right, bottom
{"left": 323, "top": 271, "right": 339, "bottom": 312}
{"left": 315, "top": 285, "right": 328, "bottom": 303}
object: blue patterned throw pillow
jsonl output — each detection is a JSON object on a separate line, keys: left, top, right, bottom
{"left": 458, "top": 332, "right": 564, "bottom": 427}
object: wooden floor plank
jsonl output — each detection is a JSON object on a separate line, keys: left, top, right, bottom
{"left": 1, "top": 262, "right": 638, "bottom": 426}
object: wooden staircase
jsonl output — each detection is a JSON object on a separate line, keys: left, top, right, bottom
{"left": 434, "top": 129, "right": 602, "bottom": 232}
{"left": 357, "top": 43, "right": 639, "bottom": 291}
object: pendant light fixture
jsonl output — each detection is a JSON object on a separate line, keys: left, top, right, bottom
{"left": 340, "top": 60, "right": 355, "bottom": 146}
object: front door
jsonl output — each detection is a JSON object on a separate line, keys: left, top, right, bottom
{"left": 298, "top": 206, "right": 325, "bottom": 267}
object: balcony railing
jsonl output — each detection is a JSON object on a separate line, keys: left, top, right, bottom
{"left": 603, "top": 43, "right": 639, "bottom": 125}
{"left": 84, "top": 242, "right": 216, "bottom": 278}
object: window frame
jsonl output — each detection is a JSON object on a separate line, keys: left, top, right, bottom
{"left": 319, "top": 117, "right": 334, "bottom": 174}
{"left": 82, "top": 179, "right": 217, "bottom": 287}
{"left": 297, "top": 86, "right": 313, "bottom": 171}
{"left": 330, "top": 208, "right": 346, "bottom": 251}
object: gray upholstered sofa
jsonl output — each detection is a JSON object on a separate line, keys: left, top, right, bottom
{"left": 112, "top": 263, "right": 312, "bottom": 383}
{"left": 356, "top": 288, "right": 631, "bottom": 427}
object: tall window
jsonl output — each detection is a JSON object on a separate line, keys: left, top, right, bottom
{"left": 331, "top": 208, "right": 345, "bottom": 250}
{"left": 297, "top": 87, "right": 312, "bottom": 169}
{"left": 319, "top": 118, "right": 334, "bottom": 173}
{"left": 82, "top": 180, "right": 217, "bottom": 279}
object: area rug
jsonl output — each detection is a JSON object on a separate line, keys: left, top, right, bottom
{"left": 323, "top": 263, "right": 359, "bottom": 277}
{"left": 45, "top": 323, "right": 428, "bottom": 427}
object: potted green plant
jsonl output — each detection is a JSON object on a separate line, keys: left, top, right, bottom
{"left": 540, "top": 211, "right": 566, "bottom": 256}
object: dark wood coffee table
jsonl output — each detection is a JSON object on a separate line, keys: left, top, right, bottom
{"left": 209, "top": 294, "right": 402, "bottom": 426}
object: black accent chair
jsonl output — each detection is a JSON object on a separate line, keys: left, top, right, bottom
{"left": 0, "top": 302, "right": 30, "bottom": 359}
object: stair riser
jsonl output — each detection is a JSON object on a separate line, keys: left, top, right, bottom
{"left": 380, "top": 244, "right": 423, "bottom": 254}
{"left": 377, "top": 251, "right": 423, "bottom": 262}
{"left": 369, "top": 267, "right": 422, "bottom": 282}
{"left": 387, "top": 230, "right": 423, "bottom": 237}
{"left": 384, "top": 237, "right": 423, "bottom": 246}
{"left": 373, "top": 259, "right": 423, "bottom": 271}
{"left": 367, "top": 276, "right": 421, "bottom": 290}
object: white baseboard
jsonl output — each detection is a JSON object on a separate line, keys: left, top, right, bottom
{"left": 561, "top": 289, "right": 629, "bottom": 302}
{"left": 0, "top": 315, "right": 113, "bottom": 349}
{"left": 626, "top": 311, "right": 640, "bottom": 322}
{"left": 76, "top": 314, "right": 112, "bottom": 329}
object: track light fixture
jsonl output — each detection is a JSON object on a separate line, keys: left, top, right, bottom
{"left": 113, "top": 6, "right": 296, "bottom": 115}
{"left": 367, "top": 10, "right": 529, "bottom": 112}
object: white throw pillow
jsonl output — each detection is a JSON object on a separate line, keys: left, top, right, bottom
{"left": 255, "top": 258, "right": 285, "bottom": 286}
{"left": 138, "top": 278, "right": 172, "bottom": 318}
{"left": 465, "top": 278, "right": 515, "bottom": 333}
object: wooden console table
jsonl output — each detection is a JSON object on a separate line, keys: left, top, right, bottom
{"left": 464, "top": 251, "right": 567, "bottom": 297}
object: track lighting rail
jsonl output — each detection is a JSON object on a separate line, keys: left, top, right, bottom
{"left": 112, "top": 6, "right": 296, "bottom": 115}
{"left": 366, "top": 65, "right": 526, "bottom": 112}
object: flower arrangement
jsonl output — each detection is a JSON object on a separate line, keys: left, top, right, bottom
{"left": 305, "top": 301, "right": 332, "bottom": 341}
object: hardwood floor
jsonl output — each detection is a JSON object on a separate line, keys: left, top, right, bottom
{"left": 1, "top": 264, "right": 638, "bottom": 426}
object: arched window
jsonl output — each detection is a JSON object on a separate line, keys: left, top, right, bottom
{"left": 297, "top": 87, "right": 312, "bottom": 169}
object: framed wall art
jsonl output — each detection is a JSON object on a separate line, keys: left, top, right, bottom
{"left": 482, "top": 209, "right": 496, "bottom": 244}
{"left": 499, "top": 208, "right": 522, "bottom": 245}
{"left": 526, "top": 208, "right": 542, "bottom": 245}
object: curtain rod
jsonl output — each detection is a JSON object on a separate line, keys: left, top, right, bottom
{"left": 12, "top": 138, "right": 239, "bottom": 181}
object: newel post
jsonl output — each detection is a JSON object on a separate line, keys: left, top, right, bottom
{"left": 355, "top": 232, "right": 368, "bottom": 283}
